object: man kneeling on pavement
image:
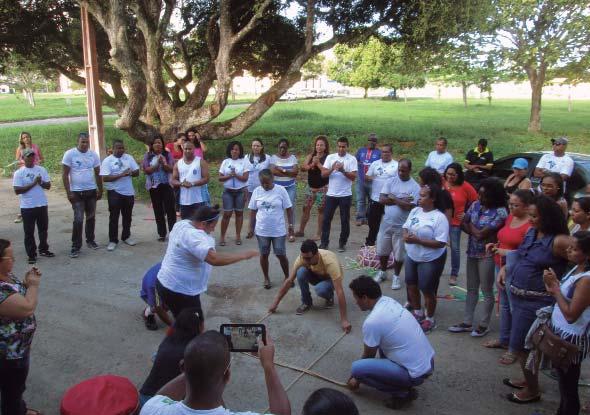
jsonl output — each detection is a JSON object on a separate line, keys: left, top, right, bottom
{"left": 268, "top": 239, "right": 351, "bottom": 333}
{"left": 347, "top": 276, "right": 435, "bottom": 409}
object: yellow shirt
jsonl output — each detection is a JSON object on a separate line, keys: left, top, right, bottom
{"left": 292, "top": 249, "right": 343, "bottom": 281}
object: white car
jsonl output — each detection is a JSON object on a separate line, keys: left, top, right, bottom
{"left": 280, "top": 92, "right": 297, "bottom": 101}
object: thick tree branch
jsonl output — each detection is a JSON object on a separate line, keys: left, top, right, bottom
{"left": 232, "top": 0, "right": 273, "bottom": 45}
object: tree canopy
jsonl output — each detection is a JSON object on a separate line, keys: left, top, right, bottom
{"left": 1, "top": 0, "right": 489, "bottom": 142}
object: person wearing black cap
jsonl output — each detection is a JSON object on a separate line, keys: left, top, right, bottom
{"left": 534, "top": 136, "right": 574, "bottom": 184}
{"left": 13, "top": 148, "right": 54, "bottom": 264}
{"left": 464, "top": 138, "right": 494, "bottom": 189}
{"left": 156, "top": 205, "right": 258, "bottom": 330}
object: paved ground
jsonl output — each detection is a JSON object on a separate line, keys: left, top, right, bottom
{"left": 0, "top": 178, "right": 585, "bottom": 415}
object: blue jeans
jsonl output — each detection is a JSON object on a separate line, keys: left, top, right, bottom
{"left": 355, "top": 180, "right": 372, "bottom": 221}
{"left": 351, "top": 357, "right": 432, "bottom": 398}
{"left": 321, "top": 195, "right": 352, "bottom": 247}
{"left": 296, "top": 267, "right": 334, "bottom": 306}
{"left": 284, "top": 184, "right": 296, "bottom": 225}
{"left": 498, "top": 266, "right": 512, "bottom": 347}
{"left": 449, "top": 226, "right": 462, "bottom": 276}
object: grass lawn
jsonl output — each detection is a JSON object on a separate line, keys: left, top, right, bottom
{"left": 0, "top": 92, "right": 257, "bottom": 123}
{"left": 1, "top": 97, "right": 589, "bottom": 201}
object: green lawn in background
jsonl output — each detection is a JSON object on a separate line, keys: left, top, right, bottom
{"left": 1, "top": 97, "right": 588, "bottom": 201}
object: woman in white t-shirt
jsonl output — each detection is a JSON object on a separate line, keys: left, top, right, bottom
{"left": 402, "top": 184, "right": 449, "bottom": 334}
{"left": 270, "top": 139, "right": 299, "bottom": 242}
{"left": 218, "top": 141, "right": 250, "bottom": 246}
{"left": 247, "top": 169, "right": 293, "bottom": 289}
{"left": 245, "top": 139, "right": 270, "bottom": 207}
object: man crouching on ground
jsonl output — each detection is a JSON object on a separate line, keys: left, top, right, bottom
{"left": 347, "top": 276, "right": 434, "bottom": 409}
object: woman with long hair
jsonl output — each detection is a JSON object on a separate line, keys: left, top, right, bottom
{"left": 245, "top": 139, "right": 270, "bottom": 210}
{"left": 482, "top": 189, "right": 533, "bottom": 365}
{"left": 142, "top": 135, "right": 176, "bottom": 241}
{"left": 0, "top": 239, "right": 43, "bottom": 415}
{"left": 449, "top": 178, "right": 508, "bottom": 337}
{"left": 501, "top": 195, "right": 570, "bottom": 404}
{"left": 444, "top": 162, "right": 478, "bottom": 286}
{"left": 138, "top": 307, "right": 203, "bottom": 408}
{"left": 296, "top": 135, "right": 329, "bottom": 241}
{"left": 165, "top": 132, "right": 186, "bottom": 216}
{"left": 218, "top": 141, "right": 250, "bottom": 245}
{"left": 417, "top": 167, "right": 453, "bottom": 222}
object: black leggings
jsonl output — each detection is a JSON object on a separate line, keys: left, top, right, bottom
{"left": 556, "top": 362, "right": 581, "bottom": 415}
{"left": 0, "top": 357, "right": 29, "bottom": 415}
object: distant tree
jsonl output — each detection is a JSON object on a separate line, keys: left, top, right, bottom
{"left": 2, "top": 54, "right": 48, "bottom": 107}
{"left": 485, "top": 0, "right": 590, "bottom": 132}
{"left": 301, "top": 54, "right": 325, "bottom": 88}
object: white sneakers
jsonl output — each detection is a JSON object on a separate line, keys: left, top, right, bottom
{"left": 391, "top": 275, "right": 401, "bottom": 290}
{"left": 107, "top": 242, "right": 117, "bottom": 251}
{"left": 373, "top": 270, "right": 386, "bottom": 283}
{"left": 123, "top": 238, "right": 137, "bottom": 246}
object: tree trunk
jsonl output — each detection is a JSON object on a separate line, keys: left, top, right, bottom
{"left": 25, "top": 89, "right": 35, "bottom": 107}
{"left": 462, "top": 82, "right": 467, "bottom": 108}
{"left": 487, "top": 89, "right": 492, "bottom": 105}
{"left": 568, "top": 85, "right": 572, "bottom": 112}
{"left": 363, "top": 87, "right": 368, "bottom": 98}
{"left": 403, "top": 89, "right": 407, "bottom": 103}
{"left": 528, "top": 79, "right": 543, "bottom": 132}
{"left": 437, "top": 85, "right": 441, "bottom": 100}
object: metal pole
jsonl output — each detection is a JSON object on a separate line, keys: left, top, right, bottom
{"left": 80, "top": 6, "right": 106, "bottom": 158}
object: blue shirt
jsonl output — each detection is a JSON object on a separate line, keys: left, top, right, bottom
{"left": 355, "top": 147, "right": 381, "bottom": 182}
{"left": 509, "top": 228, "right": 567, "bottom": 293}
{"left": 464, "top": 201, "right": 508, "bottom": 258}
{"left": 140, "top": 263, "right": 162, "bottom": 307}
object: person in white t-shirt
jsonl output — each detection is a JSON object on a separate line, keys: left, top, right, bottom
{"left": 100, "top": 139, "right": 140, "bottom": 251}
{"left": 156, "top": 205, "right": 258, "bottom": 330}
{"left": 62, "top": 132, "right": 103, "bottom": 258}
{"left": 347, "top": 276, "right": 434, "bottom": 410}
{"left": 534, "top": 136, "right": 574, "bottom": 184}
{"left": 374, "top": 159, "right": 421, "bottom": 290}
{"left": 402, "top": 185, "right": 449, "bottom": 334}
{"left": 319, "top": 137, "right": 358, "bottom": 252}
{"left": 218, "top": 141, "right": 251, "bottom": 246}
{"left": 424, "top": 137, "right": 453, "bottom": 175}
{"left": 140, "top": 330, "right": 290, "bottom": 415}
{"left": 247, "top": 169, "right": 293, "bottom": 289}
{"left": 364, "top": 144, "right": 398, "bottom": 247}
{"left": 13, "top": 149, "right": 54, "bottom": 264}
{"left": 270, "top": 139, "right": 299, "bottom": 241}
{"left": 171, "top": 140, "right": 210, "bottom": 221}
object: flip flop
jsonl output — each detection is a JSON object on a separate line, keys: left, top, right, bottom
{"left": 506, "top": 392, "right": 540, "bottom": 404}
{"left": 288, "top": 235, "right": 295, "bottom": 243}
{"left": 219, "top": 241, "right": 226, "bottom": 246}
{"left": 483, "top": 339, "right": 508, "bottom": 349}
{"left": 499, "top": 351, "right": 518, "bottom": 365}
{"left": 26, "top": 409, "right": 43, "bottom": 415}
{"left": 236, "top": 239, "right": 242, "bottom": 245}
{"left": 503, "top": 378, "right": 525, "bottom": 390}
{"left": 264, "top": 281, "right": 272, "bottom": 289}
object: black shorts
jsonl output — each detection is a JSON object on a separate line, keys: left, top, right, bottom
{"left": 155, "top": 279, "right": 203, "bottom": 319}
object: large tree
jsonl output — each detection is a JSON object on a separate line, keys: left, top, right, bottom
{"left": 485, "top": 0, "right": 590, "bottom": 132}
{"left": 1, "top": 0, "right": 488, "bottom": 143}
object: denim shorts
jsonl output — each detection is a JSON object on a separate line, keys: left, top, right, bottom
{"left": 404, "top": 251, "right": 447, "bottom": 293}
{"left": 256, "top": 235, "right": 287, "bottom": 256}
{"left": 222, "top": 187, "right": 247, "bottom": 212}
{"left": 509, "top": 293, "right": 553, "bottom": 352}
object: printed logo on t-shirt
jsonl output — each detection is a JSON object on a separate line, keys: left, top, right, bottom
{"left": 548, "top": 160, "right": 556, "bottom": 169}
{"left": 409, "top": 216, "right": 419, "bottom": 227}
{"left": 25, "top": 172, "right": 36, "bottom": 180}
{"left": 260, "top": 200, "right": 273, "bottom": 212}
{"left": 192, "top": 168, "right": 198, "bottom": 175}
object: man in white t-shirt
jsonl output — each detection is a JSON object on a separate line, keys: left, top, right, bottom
{"left": 13, "top": 148, "right": 54, "bottom": 264}
{"left": 364, "top": 144, "right": 398, "bottom": 247}
{"left": 156, "top": 205, "right": 258, "bottom": 330}
{"left": 424, "top": 137, "right": 453, "bottom": 175}
{"left": 534, "top": 136, "right": 574, "bottom": 184}
{"left": 100, "top": 139, "right": 140, "bottom": 251}
{"left": 62, "top": 132, "right": 103, "bottom": 258}
{"left": 347, "top": 276, "right": 434, "bottom": 410}
{"left": 319, "top": 137, "right": 358, "bottom": 252}
{"left": 140, "top": 331, "right": 290, "bottom": 415}
{"left": 375, "top": 159, "right": 421, "bottom": 290}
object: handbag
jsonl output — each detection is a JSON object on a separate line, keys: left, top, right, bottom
{"left": 531, "top": 323, "right": 579, "bottom": 370}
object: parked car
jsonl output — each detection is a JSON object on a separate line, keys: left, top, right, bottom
{"left": 279, "top": 92, "right": 297, "bottom": 101}
{"left": 300, "top": 89, "right": 318, "bottom": 99}
{"left": 490, "top": 151, "right": 590, "bottom": 202}
{"left": 318, "top": 89, "right": 333, "bottom": 98}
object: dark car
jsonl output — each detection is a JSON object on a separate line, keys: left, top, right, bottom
{"left": 490, "top": 151, "right": 590, "bottom": 203}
